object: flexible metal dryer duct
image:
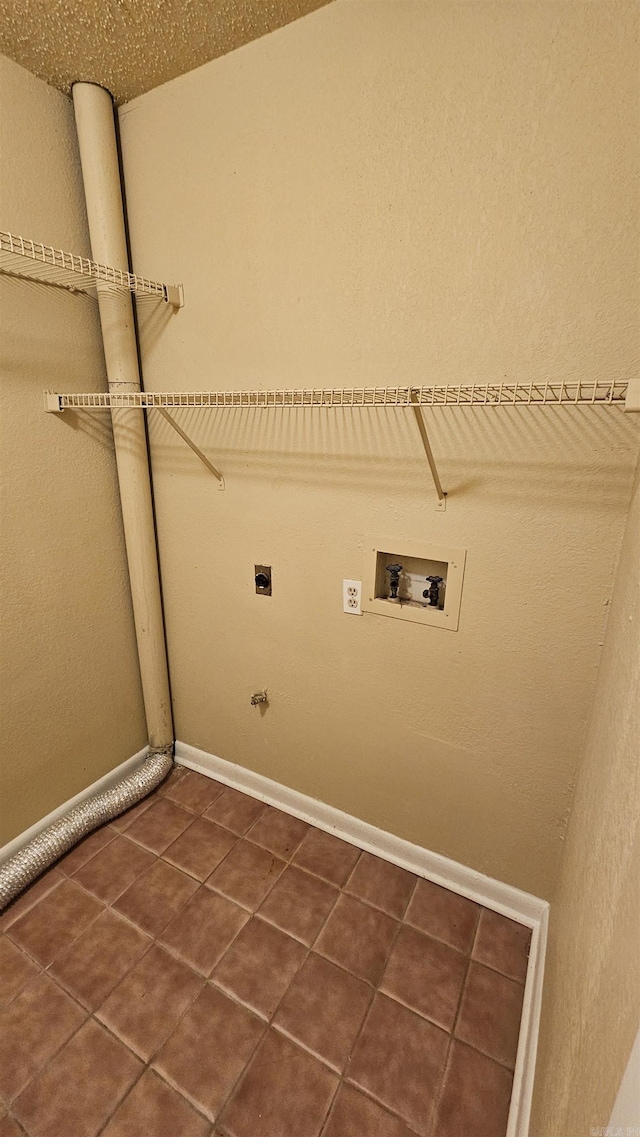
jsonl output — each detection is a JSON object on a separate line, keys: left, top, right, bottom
{"left": 0, "top": 84, "right": 174, "bottom": 910}
{"left": 0, "top": 750, "right": 173, "bottom": 910}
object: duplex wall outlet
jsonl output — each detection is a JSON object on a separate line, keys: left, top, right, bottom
{"left": 343, "top": 579, "right": 362, "bottom": 615}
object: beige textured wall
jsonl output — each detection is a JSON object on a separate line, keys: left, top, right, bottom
{"left": 119, "top": 0, "right": 639, "bottom": 899}
{"left": 0, "top": 55, "right": 147, "bottom": 844}
{"left": 532, "top": 459, "right": 640, "bottom": 1136}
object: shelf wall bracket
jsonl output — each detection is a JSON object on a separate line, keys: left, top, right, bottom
{"left": 409, "top": 389, "right": 447, "bottom": 510}
{"left": 624, "top": 378, "right": 640, "bottom": 413}
{"left": 44, "top": 393, "right": 224, "bottom": 487}
{"left": 156, "top": 408, "right": 225, "bottom": 488}
{"left": 163, "top": 284, "right": 185, "bottom": 309}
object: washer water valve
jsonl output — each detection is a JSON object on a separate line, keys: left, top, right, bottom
{"left": 386, "top": 563, "right": 403, "bottom": 602}
{"left": 423, "top": 575, "right": 444, "bottom": 607}
{"left": 250, "top": 690, "right": 268, "bottom": 706}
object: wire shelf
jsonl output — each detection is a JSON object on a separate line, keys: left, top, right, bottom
{"left": 413, "top": 381, "right": 628, "bottom": 406}
{"left": 46, "top": 380, "right": 628, "bottom": 412}
{"left": 0, "top": 230, "right": 183, "bottom": 308}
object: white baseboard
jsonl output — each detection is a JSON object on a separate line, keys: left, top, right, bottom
{"left": 176, "top": 739, "right": 548, "bottom": 1137}
{"left": 0, "top": 746, "right": 149, "bottom": 867}
{"left": 609, "top": 1027, "right": 640, "bottom": 1128}
{"left": 175, "top": 741, "right": 546, "bottom": 923}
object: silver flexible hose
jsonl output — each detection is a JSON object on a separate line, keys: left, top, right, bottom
{"left": 0, "top": 746, "right": 173, "bottom": 911}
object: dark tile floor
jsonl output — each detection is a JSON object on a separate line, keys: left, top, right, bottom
{"left": 0, "top": 767, "right": 532, "bottom": 1137}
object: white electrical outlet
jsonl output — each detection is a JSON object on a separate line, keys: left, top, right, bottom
{"left": 343, "top": 579, "right": 362, "bottom": 615}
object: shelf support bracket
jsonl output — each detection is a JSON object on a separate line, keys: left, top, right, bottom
{"left": 624, "top": 378, "right": 640, "bottom": 412}
{"left": 45, "top": 394, "right": 224, "bottom": 487}
{"left": 156, "top": 408, "right": 225, "bottom": 489}
{"left": 409, "top": 390, "right": 446, "bottom": 510}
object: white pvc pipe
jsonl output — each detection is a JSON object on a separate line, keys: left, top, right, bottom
{"left": 72, "top": 82, "right": 173, "bottom": 748}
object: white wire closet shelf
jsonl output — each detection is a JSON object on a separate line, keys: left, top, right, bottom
{"left": 0, "top": 230, "right": 183, "bottom": 309}
{"left": 44, "top": 380, "right": 628, "bottom": 412}
{"left": 44, "top": 380, "right": 631, "bottom": 506}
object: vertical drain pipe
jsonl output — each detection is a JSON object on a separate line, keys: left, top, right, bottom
{"left": 72, "top": 82, "right": 173, "bottom": 749}
{"left": 0, "top": 85, "right": 173, "bottom": 910}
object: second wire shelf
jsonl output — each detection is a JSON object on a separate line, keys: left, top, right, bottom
{"left": 43, "top": 380, "right": 628, "bottom": 412}
{"left": 0, "top": 229, "right": 184, "bottom": 309}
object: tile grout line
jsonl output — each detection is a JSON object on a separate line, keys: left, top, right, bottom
{"left": 317, "top": 890, "right": 490, "bottom": 1136}
{"left": 307, "top": 870, "right": 420, "bottom": 1135}
{"left": 0, "top": 875, "right": 64, "bottom": 934}
{"left": 55, "top": 827, "right": 117, "bottom": 878}
{"left": 0, "top": 861, "right": 73, "bottom": 931}
{"left": 425, "top": 906, "right": 483, "bottom": 1137}
{"left": 205, "top": 835, "right": 368, "bottom": 1130}
{"left": 197, "top": 827, "right": 327, "bottom": 1127}
{"left": 3, "top": 986, "right": 91, "bottom": 1116}
{"left": 86, "top": 1044, "right": 149, "bottom": 1137}
{"left": 148, "top": 1066, "right": 224, "bottom": 1133}
{"left": 7, "top": 886, "right": 109, "bottom": 974}
{"left": 158, "top": 1014, "right": 269, "bottom": 1130}
{"left": 311, "top": 1059, "right": 343, "bottom": 1137}
{"left": 89, "top": 980, "right": 218, "bottom": 1135}
{"left": 125, "top": 868, "right": 269, "bottom": 1122}
{"left": 450, "top": 910, "right": 525, "bottom": 1071}
{"left": 51, "top": 932, "right": 157, "bottom": 1014}
{"left": 315, "top": 861, "right": 427, "bottom": 1137}
{"left": 313, "top": 873, "right": 416, "bottom": 1132}
{"left": 93, "top": 947, "right": 207, "bottom": 1068}
{"left": 118, "top": 811, "right": 201, "bottom": 859}
{"left": 320, "top": 1079, "right": 426, "bottom": 1137}
{"left": 92, "top": 1054, "right": 216, "bottom": 1137}
{"left": 3, "top": 1112, "right": 29, "bottom": 1137}
{"left": 207, "top": 845, "right": 354, "bottom": 1135}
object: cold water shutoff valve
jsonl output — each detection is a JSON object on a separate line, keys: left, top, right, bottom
{"left": 423, "top": 575, "right": 443, "bottom": 607}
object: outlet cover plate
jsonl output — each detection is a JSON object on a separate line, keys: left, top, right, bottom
{"left": 343, "top": 579, "right": 362, "bottom": 615}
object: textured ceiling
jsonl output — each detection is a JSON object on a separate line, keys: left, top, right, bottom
{"left": 0, "top": 0, "right": 334, "bottom": 105}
